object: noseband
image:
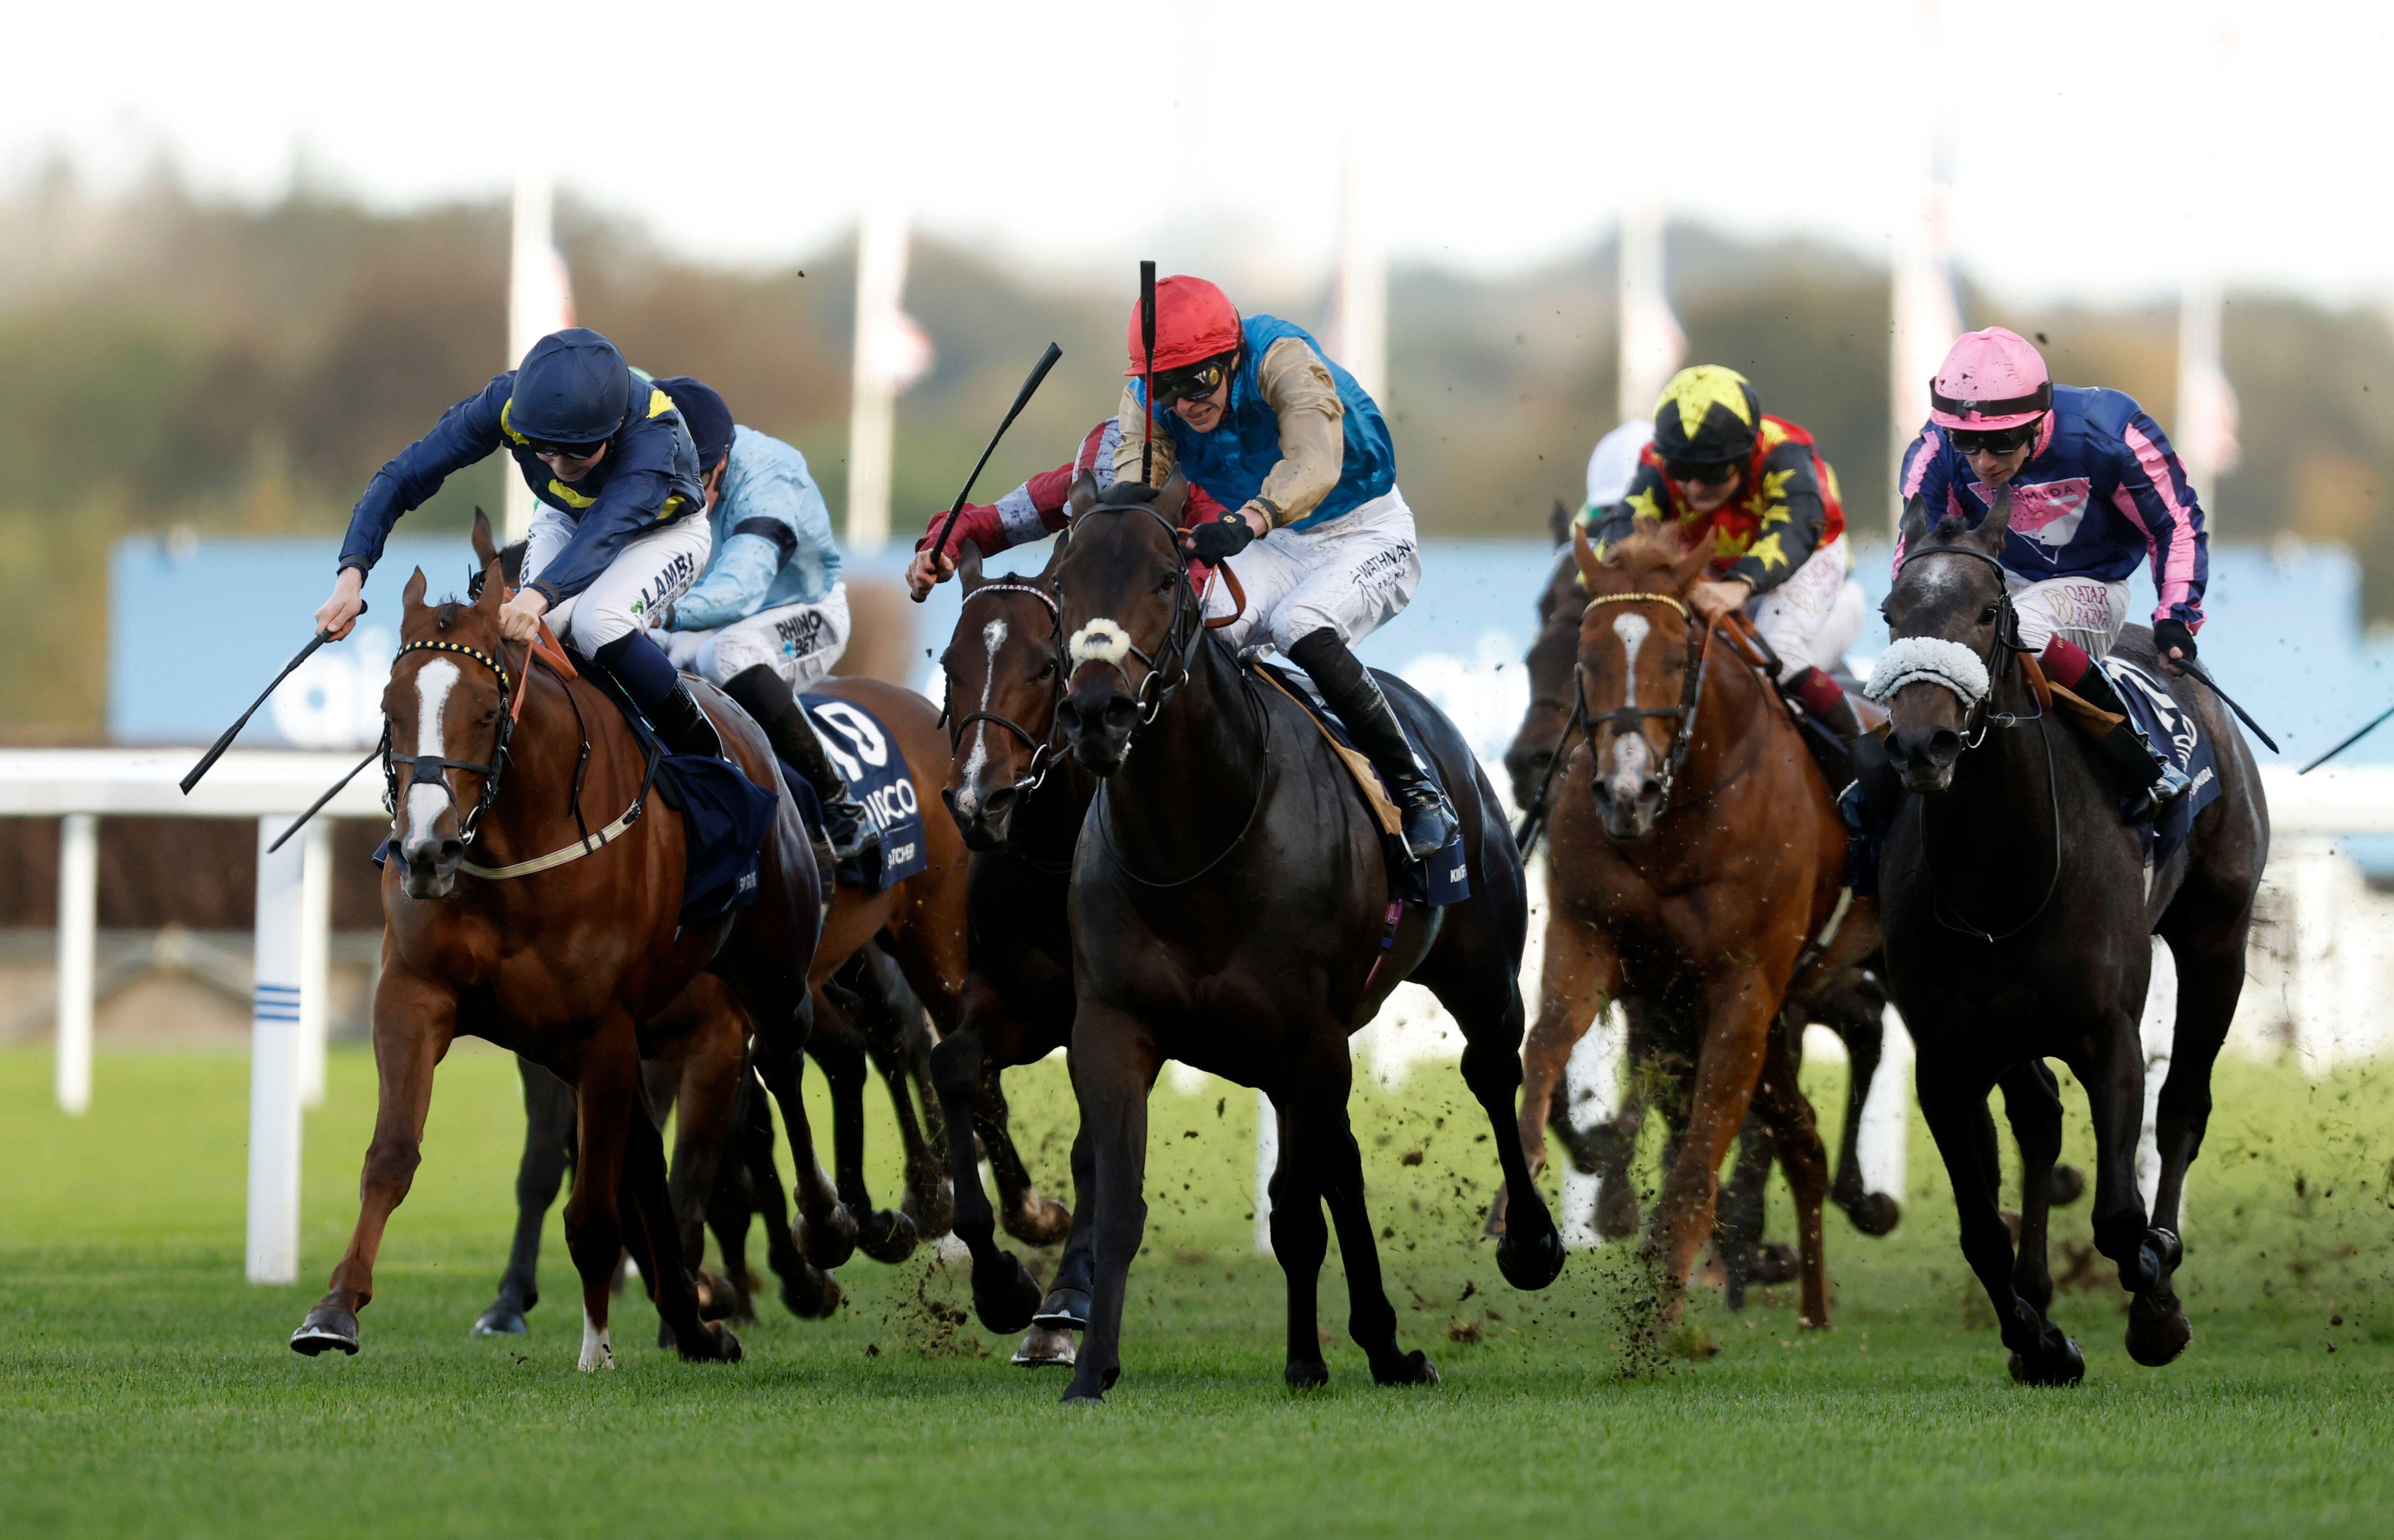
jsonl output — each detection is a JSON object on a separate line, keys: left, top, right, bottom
{"left": 1057, "top": 499, "right": 1215, "bottom": 734}
{"left": 385, "top": 638, "right": 514, "bottom": 846}
{"left": 1576, "top": 589, "right": 1719, "bottom": 809}
{"left": 946, "top": 580, "right": 1066, "bottom": 800}
{"left": 1869, "top": 545, "right": 2036, "bottom": 745}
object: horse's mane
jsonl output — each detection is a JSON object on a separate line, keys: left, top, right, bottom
{"left": 1592, "top": 515, "right": 1703, "bottom": 594}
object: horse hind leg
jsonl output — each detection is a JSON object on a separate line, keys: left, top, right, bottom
{"left": 1748, "top": 1018, "right": 1831, "bottom": 1328}
{"left": 1059, "top": 1006, "right": 1157, "bottom": 1406}
{"left": 815, "top": 980, "right": 919, "bottom": 1264}
{"left": 1263, "top": 1097, "right": 1333, "bottom": 1391}
{"left": 1420, "top": 930, "right": 1566, "bottom": 1289}
{"left": 729, "top": 1075, "right": 840, "bottom": 1318}
{"left": 753, "top": 1021, "right": 858, "bottom": 1270}
{"left": 1997, "top": 1060, "right": 2066, "bottom": 1319}
{"left": 474, "top": 1056, "right": 575, "bottom": 1336}
{"left": 1713, "top": 1118, "right": 1778, "bottom": 1312}
{"left": 1315, "top": 1104, "right": 1437, "bottom": 1387}
{"left": 616, "top": 1072, "right": 741, "bottom": 1364}
{"left": 1822, "top": 987, "right": 1903, "bottom": 1236}
{"left": 928, "top": 1023, "right": 1044, "bottom": 1336}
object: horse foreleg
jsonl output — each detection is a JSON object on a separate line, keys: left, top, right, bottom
{"left": 1059, "top": 1005, "right": 1158, "bottom": 1405}
{"left": 812, "top": 986, "right": 916, "bottom": 1263}
{"left": 1748, "top": 1016, "right": 1831, "bottom": 1328}
{"left": 1308, "top": 1057, "right": 1437, "bottom": 1388}
{"left": 618, "top": 1057, "right": 740, "bottom": 1364}
{"left": 472, "top": 1057, "right": 574, "bottom": 1336}
{"left": 1996, "top": 1060, "right": 2065, "bottom": 1317}
{"left": 1263, "top": 1092, "right": 1332, "bottom": 1390}
{"left": 292, "top": 971, "right": 454, "bottom": 1356}
{"left": 1918, "top": 1049, "right": 2081, "bottom": 1383}
{"left": 753, "top": 1023, "right": 857, "bottom": 1270}
{"left": 1502, "top": 913, "right": 1619, "bottom": 1234}
{"left": 2072, "top": 1009, "right": 2168, "bottom": 1302}
{"left": 1643, "top": 972, "right": 1773, "bottom": 1332}
{"left": 976, "top": 1072, "right": 1069, "bottom": 1246}
{"left": 929, "top": 1020, "right": 1044, "bottom": 1334}
{"left": 667, "top": 1003, "right": 747, "bottom": 1321}
{"left": 1824, "top": 991, "right": 1901, "bottom": 1235}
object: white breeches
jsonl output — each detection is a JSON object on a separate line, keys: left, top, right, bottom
{"left": 523, "top": 510, "right": 713, "bottom": 659}
{"left": 663, "top": 582, "right": 853, "bottom": 692}
{"left": 1201, "top": 486, "right": 1422, "bottom": 653}
{"left": 2006, "top": 572, "right": 2131, "bottom": 658}
{"left": 1749, "top": 538, "right": 1866, "bottom": 680}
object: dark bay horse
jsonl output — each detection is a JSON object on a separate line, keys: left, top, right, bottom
{"left": 1876, "top": 490, "right": 2266, "bottom": 1382}
{"left": 930, "top": 546, "right": 1103, "bottom": 1367}
{"left": 291, "top": 513, "right": 819, "bottom": 1368}
{"left": 1501, "top": 520, "right": 1876, "bottom": 1335}
{"left": 1048, "top": 478, "right": 1563, "bottom": 1404}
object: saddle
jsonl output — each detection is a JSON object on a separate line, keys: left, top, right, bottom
{"left": 779, "top": 694, "right": 928, "bottom": 896}
{"left": 1781, "top": 668, "right": 1887, "bottom": 795}
{"left": 1248, "top": 659, "right": 1471, "bottom": 908}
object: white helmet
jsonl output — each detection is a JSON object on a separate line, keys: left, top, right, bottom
{"left": 1585, "top": 419, "right": 1654, "bottom": 510}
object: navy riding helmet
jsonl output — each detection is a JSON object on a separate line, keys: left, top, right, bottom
{"left": 509, "top": 328, "right": 634, "bottom": 447}
{"left": 652, "top": 375, "right": 733, "bottom": 471}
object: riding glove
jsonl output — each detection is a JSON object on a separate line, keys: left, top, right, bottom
{"left": 1185, "top": 514, "right": 1256, "bottom": 565}
{"left": 2152, "top": 617, "right": 2196, "bottom": 665}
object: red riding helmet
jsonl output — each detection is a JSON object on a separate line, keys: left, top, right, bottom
{"left": 1125, "top": 275, "right": 1241, "bottom": 375}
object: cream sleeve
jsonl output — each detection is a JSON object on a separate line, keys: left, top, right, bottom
{"left": 1111, "top": 383, "right": 1177, "bottom": 488}
{"left": 1250, "top": 336, "right": 1345, "bottom": 528}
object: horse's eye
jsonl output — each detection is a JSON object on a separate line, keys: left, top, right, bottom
{"left": 1979, "top": 604, "right": 1999, "bottom": 624}
{"left": 477, "top": 708, "right": 498, "bottom": 726}
{"left": 1036, "top": 661, "right": 1056, "bottom": 680}
{"left": 1156, "top": 574, "right": 1176, "bottom": 593}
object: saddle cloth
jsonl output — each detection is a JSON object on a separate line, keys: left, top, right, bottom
{"left": 1250, "top": 660, "right": 1471, "bottom": 907}
{"left": 2099, "top": 656, "right": 2220, "bottom": 867}
{"left": 783, "top": 693, "right": 928, "bottom": 894}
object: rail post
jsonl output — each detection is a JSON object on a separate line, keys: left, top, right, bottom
{"left": 54, "top": 813, "right": 97, "bottom": 1114}
{"left": 246, "top": 816, "right": 305, "bottom": 1284}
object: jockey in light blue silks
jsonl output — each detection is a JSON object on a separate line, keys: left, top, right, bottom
{"left": 1114, "top": 274, "right": 1455, "bottom": 859}
{"left": 649, "top": 377, "right": 878, "bottom": 864}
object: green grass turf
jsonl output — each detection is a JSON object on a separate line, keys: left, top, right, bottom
{"left": 3, "top": 1042, "right": 2392, "bottom": 1539}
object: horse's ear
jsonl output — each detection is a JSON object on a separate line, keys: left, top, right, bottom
{"left": 1570, "top": 522, "right": 1603, "bottom": 588}
{"left": 957, "top": 540, "right": 985, "bottom": 590}
{"left": 1066, "top": 471, "right": 1102, "bottom": 520}
{"left": 471, "top": 507, "right": 499, "bottom": 569}
{"left": 1549, "top": 498, "right": 1574, "bottom": 548}
{"left": 1155, "top": 472, "right": 1190, "bottom": 524}
{"left": 1897, "top": 494, "right": 1932, "bottom": 549}
{"left": 402, "top": 567, "right": 427, "bottom": 612}
{"left": 1670, "top": 526, "right": 1716, "bottom": 593}
{"left": 1974, "top": 484, "right": 2015, "bottom": 552}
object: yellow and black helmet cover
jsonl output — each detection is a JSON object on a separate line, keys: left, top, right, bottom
{"left": 1651, "top": 365, "right": 1762, "bottom": 465}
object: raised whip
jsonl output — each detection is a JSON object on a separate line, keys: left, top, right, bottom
{"left": 181, "top": 604, "right": 366, "bottom": 794}
{"left": 914, "top": 341, "right": 1063, "bottom": 601}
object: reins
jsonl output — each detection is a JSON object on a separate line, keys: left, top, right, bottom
{"left": 1574, "top": 589, "right": 1729, "bottom": 812}
{"left": 947, "top": 580, "right": 1067, "bottom": 803}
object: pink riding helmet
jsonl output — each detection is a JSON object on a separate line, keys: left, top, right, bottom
{"left": 1929, "top": 327, "right": 2052, "bottom": 431}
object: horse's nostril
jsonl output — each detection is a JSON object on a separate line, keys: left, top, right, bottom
{"left": 1928, "top": 728, "right": 1962, "bottom": 760}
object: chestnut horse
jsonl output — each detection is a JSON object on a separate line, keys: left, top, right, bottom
{"left": 1502, "top": 519, "right": 1875, "bottom": 1335}
{"left": 291, "top": 513, "right": 819, "bottom": 1368}
{"left": 1048, "top": 479, "right": 1563, "bottom": 1404}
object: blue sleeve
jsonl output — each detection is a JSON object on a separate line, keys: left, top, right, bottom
{"left": 2108, "top": 412, "right": 2210, "bottom": 629}
{"left": 338, "top": 375, "right": 511, "bottom": 574}
{"left": 672, "top": 534, "right": 780, "bottom": 629}
{"left": 523, "top": 417, "right": 687, "bottom": 606}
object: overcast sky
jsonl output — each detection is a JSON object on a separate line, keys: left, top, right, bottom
{"left": 10, "top": 0, "right": 2387, "bottom": 306}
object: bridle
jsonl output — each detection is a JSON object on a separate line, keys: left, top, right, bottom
{"left": 385, "top": 638, "right": 517, "bottom": 848}
{"left": 1883, "top": 542, "right": 2062, "bottom": 943}
{"left": 1574, "top": 589, "right": 1721, "bottom": 811}
{"left": 945, "top": 580, "right": 1066, "bottom": 802}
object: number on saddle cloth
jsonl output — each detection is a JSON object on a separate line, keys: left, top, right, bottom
{"left": 782, "top": 694, "right": 928, "bottom": 895}
{"left": 1252, "top": 660, "right": 1470, "bottom": 907}
{"left": 2101, "top": 656, "right": 2220, "bottom": 865}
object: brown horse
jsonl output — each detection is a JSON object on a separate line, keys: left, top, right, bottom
{"left": 290, "top": 513, "right": 819, "bottom": 1368}
{"left": 1504, "top": 519, "right": 1875, "bottom": 1334}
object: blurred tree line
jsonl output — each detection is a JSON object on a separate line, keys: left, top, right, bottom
{"left": 2, "top": 167, "right": 2389, "bottom": 733}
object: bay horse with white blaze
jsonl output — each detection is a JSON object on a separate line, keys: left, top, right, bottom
{"left": 1048, "top": 477, "right": 1563, "bottom": 1404}
{"left": 290, "top": 513, "right": 819, "bottom": 1368}
{"left": 1876, "top": 489, "right": 2266, "bottom": 1381}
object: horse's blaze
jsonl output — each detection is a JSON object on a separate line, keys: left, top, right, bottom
{"left": 400, "top": 658, "right": 461, "bottom": 858}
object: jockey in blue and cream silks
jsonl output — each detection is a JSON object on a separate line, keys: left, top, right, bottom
{"left": 646, "top": 377, "right": 877, "bottom": 864}
{"left": 315, "top": 327, "right": 725, "bottom": 759}
{"left": 1112, "top": 274, "right": 1455, "bottom": 859}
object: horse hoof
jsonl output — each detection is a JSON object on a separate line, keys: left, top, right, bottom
{"left": 1004, "top": 1196, "right": 1074, "bottom": 1248}
{"left": 1285, "top": 1358, "right": 1330, "bottom": 1392}
{"left": 797, "top": 1205, "right": 859, "bottom": 1270}
{"left": 1061, "top": 1391, "right": 1106, "bottom": 1407}
{"left": 778, "top": 1266, "right": 843, "bottom": 1319}
{"left": 858, "top": 1209, "right": 921, "bottom": 1265}
{"left": 2006, "top": 1335, "right": 2086, "bottom": 1387}
{"left": 2048, "top": 1165, "right": 2087, "bottom": 1207}
{"left": 471, "top": 1306, "right": 529, "bottom": 1337}
{"left": 696, "top": 1269, "right": 750, "bottom": 1323}
{"left": 1011, "top": 1325, "right": 1078, "bottom": 1368}
{"left": 1032, "top": 1286, "right": 1091, "bottom": 1334}
{"left": 290, "top": 1305, "right": 360, "bottom": 1357}
{"left": 1372, "top": 1348, "right": 1440, "bottom": 1388}
{"left": 1496, "top": 1221, "right": 1566, "bottom": 1291}
{"left": 971, "top": 1251, "right": 1044, "bottom": 1335}
{"left": 2126, "top": 1294, "right": 2192, "bottom": 1368}
{"left": 1596, "top": 1186, "right": 1643, "bottom": 1241}
{"left": 1843, "top": 1190, "right": 1903, "bottom": 1237}
{"left": 676, "top": 1321, "right": 743, "bottom": 1364}
{"left": 2150, "top": 1227, "right": 2184, "bottom": 1270}
{"left": 1750, "top": 1241, "right": 1800, "bottom": 1287}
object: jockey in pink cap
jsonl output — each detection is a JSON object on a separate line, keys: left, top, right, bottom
{"left": 1896, "top": 327, "right": 2206, "bottom": 820}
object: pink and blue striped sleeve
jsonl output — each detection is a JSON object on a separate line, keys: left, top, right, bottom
{"left": 1892, "top": 426, "right": 1947, "bottom": 570}
{"left": 2109, "top": 412, "right": 2210, "bottom": 630}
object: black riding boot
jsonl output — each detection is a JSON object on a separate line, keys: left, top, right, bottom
{"left": 1288, "top": 628, "right": 1458, "bottom": 860}
{"left": 724, "top": 664, "right": 881, "bottom": 865}
{"left": 594, "top": 631, "right": 724, "bottom": 761}
{"left": 2061, "top": 662, "right": 2189, "bottom": 824}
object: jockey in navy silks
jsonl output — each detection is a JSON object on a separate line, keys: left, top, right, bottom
{"left": 1895, "top": 326, "right": 2206, "bottom": 820}
{"left": 316, "top": 328, "right": 724, "bottom": 759}
{"left": 646, "top": 376, "right": 878, "bottom": 864}
{"left": 1112, "top": 275, "right": 1457, "bottom": 860}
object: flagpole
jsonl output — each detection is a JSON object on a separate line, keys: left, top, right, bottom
{"left": 504, "top": 160, "right": 557, "bottom": 543}
{"left": 1616, "top": 191, "right": 1679, "bottom": 426}
{"left": 1331, "top": 133, "right": 1388, "bottom": 403}
{"left": 2175, "top": 11, "right": 2237, "bottom": 517}
{"left": 1888, "top": 0, "right": 1961, "bottom": 537}
{"left": 846, "top": 203, "right": 910, "bottom": 554}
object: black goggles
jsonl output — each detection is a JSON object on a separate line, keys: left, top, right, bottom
{"left": 1663, "top": 457, "right": 1743, "bottom": 487}
{"left": 1153, "top": 355, "right": 1234, "bottom": 404}
{"left": 1947, "top": 421, "right": 2040, "bottom": 456}
{"left": 527, "top": 436, "right": 609, "bottom": 459}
